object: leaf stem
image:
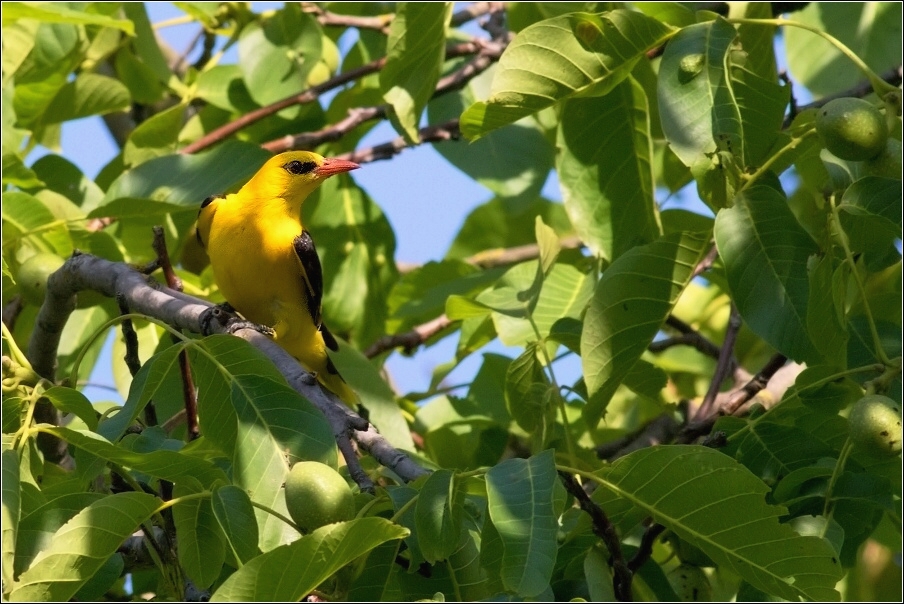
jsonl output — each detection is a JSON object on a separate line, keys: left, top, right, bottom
{"left": 739, "top": 129, "right": 817, "bottom": 192}
{"left": 389, "top": 493, "right": 419, "bottom": 524}
{"left": 822, "top": 437, "right": 854, "bottom": 518}
{"left": 529, "top": 315, "right": 577, "bottom": 469}
{"left": 827, "top": 195, "right": 892, "bottom": 366}
{"left": 2, "top": 321, "right": 32, "bottom": 370}
{"left": 247, "top": 500, "right": 303, "bottom": 533}
{"left": 727, "top": 18, "right": 898, "bottom": 97}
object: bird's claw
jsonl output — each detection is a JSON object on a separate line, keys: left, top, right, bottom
{"left": 226, "top": 320, "right": 276, "bottom": 338}
{"left": 199, "top": 302, "right": 237, "bottom": 336}
{"left": 200, "top": 303, "right": 275, "bottom": 338}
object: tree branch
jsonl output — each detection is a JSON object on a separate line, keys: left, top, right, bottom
{"left": 559, "top": 472, "right": 633, "bottom": 601}
{"left": 694, "top": 304, "right": 742, "bottom": 421}
{"left": 679, "top": 353, "right": 791, "bottom": 443}
{"left": 179, "top": 41, "right": 495, "bottom": 155}
{"left": 26, "top": 253, "right": 429, "bottom": 483}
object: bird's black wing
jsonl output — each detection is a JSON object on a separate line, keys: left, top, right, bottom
{"left": 293, "top": 231, "right": 339, "bottom": 351}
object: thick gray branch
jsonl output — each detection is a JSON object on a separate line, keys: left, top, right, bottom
{"left": 26, "top": 253, "right": 429, "bottom": 482}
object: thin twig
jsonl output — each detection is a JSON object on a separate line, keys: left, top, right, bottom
{"left": 341, "top": 119, "right": 462, "bottom": 164}
{"left": 654, "top": 316, "right": 724, "bottom": 361}
{"left": 116, "top": 294, "right": 157, "bottom": 427}
{"left": 152, "top": 227, "right": 198, "bottom": 441}
{"left": 2, "top": 295, "right": 23, "bottom": 331}
{"left": 694, "top": 304, "right": 742, "bottom": 421}
{"left": 301, "top": 3, "right": 393, "bottom": 31}
{"left": 782, "top": 67, "right": 903, "bottom": 128}
{"left": 263, "top": 106, "right": 385, "bottom": 153}
{"left": 364, "top": 315, "right": 453, "bottom": 359}
{"left": 595, "top": 415, "right": 680, "bottom": 461}
{"left": 627, "top": 522, "right": 666, "bottom": 572}
{"left": 679, "top": 352, "right": 789, "bottom": 442}
{"left": 180, "top": 41, "right": 492, "bottom": 155}
{"left": 559, "top": 472, "right": 633, "bottom": 601}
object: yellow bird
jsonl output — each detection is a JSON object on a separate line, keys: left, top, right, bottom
{"left": 196, "top": 151, "right": 360, "bottom": 405}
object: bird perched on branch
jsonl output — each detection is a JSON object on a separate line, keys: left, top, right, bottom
{"left": 196, "top": 151, "right": 360, "bottom": 405}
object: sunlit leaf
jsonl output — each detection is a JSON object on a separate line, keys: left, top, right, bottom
{"left": 210, "top": 518, "right": 409, "bottom": 601}
{"left": 582, "top": 232, "right": 710, "bottom": 424}
{"left": 596, "top": 446, "right": 843, "bottom": 601}
{"left": 10, "top": 492, "right": 160, "bottom": 602}
{"left": 462, "top": 10, "right": 674, "bottom": 139}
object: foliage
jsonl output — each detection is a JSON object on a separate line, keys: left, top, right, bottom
{"left": 1, "top": 2, "right": 901, "bottom": 601}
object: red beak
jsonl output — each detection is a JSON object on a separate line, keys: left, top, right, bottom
{"left": 315, "top": 158, "right": 360, "bottom": 177}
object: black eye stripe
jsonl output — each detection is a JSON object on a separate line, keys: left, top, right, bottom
{"left": 284, "top": 160, "right": 317, "bottom": 175}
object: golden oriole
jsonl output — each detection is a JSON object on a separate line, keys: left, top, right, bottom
{"left": 196, "top": 151, "right": 360, "bottom": 404}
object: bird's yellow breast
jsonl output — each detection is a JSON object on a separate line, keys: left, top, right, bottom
{"left": 200, "top": 194, "right": 320, "bottom": 351}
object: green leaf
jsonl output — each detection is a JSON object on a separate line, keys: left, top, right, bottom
{"left": 211, "top": 485, "right": 261, "bottom": 566}
{"left": 1, "top": 19, "right": 38, "bottom": 86}
{"left": 98, "top": 343, "right": 185, "bottom": 441}
{"left": 785, "top": 3, "right": 902, "bottom": 96}
{"left": 10, "top": 492, "right": 160, "bottom": 602}
{"left": 381, "top": 2, "right": 452, "bottom": 142}
{"left": 238, "top": 3, "right": 323, "bottom": 112}
{"left": 304, "top": 177, "right": 398, "bottom": 347}
{"left": 210, "top": 518, "right": 409, "bottom": 601}
{"left": 807, "top": 254, "right": 847, "bottom": 368}
{"left": 461, "top": 10, "right": 675, "bottom": 139}
{"left": 40, "top": 386, "right": 97, "bottom": 431}
{"left": 173, "top": 483, "right": 226, "bottom": 590}
{"left": 93, "top": 141, "right": 271, "bottom": 217}
{"left": 2, "top": 191, "right": 73, "bottom": 257}
{"left": 597, "top": 446, "right": 843, "bottom": 601}
{"left": 558, "top": 77, "right": 660, "bottom": 260}
{"left": 122, "top": 3, "right": 177, "bottom": 90}
{"left": 14, "top": 493, "right": 105, "bottom": 576}
{"left": 347, "top": 540, "right": 403, "bottom": 601}
{"left": 226, "top": 374, "right": 336, "bottom": 549}
{"left": 416, "top": 469, "right": 463, "bottom": 563}
{"left": 658, "top": 18, "right": 738, "bottom": 167}
{"left": 535, "top": 216, "right": 560, "bottom": 276}
{"left": 445, "top": 197, "right": 573, "bottom": 261}
{"left": 73, "top": 552, "right": 123, "bottom": 602}
{"left": 838, "top": 176, "right": 902, "bottom": 255}
{"left": 386, "top": 260, "right": 497, "bottom": 335}
{"left": 123, "top": 103, "right": 186, "bottom": 167}
{"left": 42, "top": 73, "right": 130, "bottom": 124}
{"left": 28, "top": 154, "right": 104, "bottom": 211}
{"left": 582, "top": 232, "right": 710, "bottom": 424}
{"left": 38, "top": 426, "right": 228, "bottom": 486}
{"left": 714, "top": 186, "right": 822, "bottom": 363}
{"left": 505, "top": 343, "right": 551, "bottom": 433}
{"left": 485, "top": 449, "right": 558, "bottom": 597}
{"left": 1, "top": 2, "right": 134, "bottom": 34}
{"left": 429, "top": 67, "right": 554, "bottom": 205}
{"left": 114, "top": 47, "right": 165, "bottom": 105}
{"left": 327, "top": 340, "right": 415, "bottom": 451}
{"left": 2, "top": 449, "right": 20, "bottom": 588}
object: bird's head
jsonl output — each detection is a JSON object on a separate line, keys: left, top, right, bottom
{"left": 243, "top": 151, "right": 360, "bottom": 206}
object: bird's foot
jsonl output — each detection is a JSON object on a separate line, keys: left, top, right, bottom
{"left": 200, "top": 302, "right": 238, "bottom": 336}
{"left": 200, "top": 303, "right": 275, "bottom": 338}
{"left": 226, "top": 320, "right": 276, "bottom": 338}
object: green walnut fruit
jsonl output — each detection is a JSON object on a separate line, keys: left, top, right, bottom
{"left": 667, "top": 563, "right": 712, "bottom": 602}
{"left": 285, "top": 461, "right": 354, "bottom": 532}
{"left": 16, "top": 253, "right": 64, "bottom": 306}
{"left": 863, "top": 138, "right": 902, "bottom": 179}
{"left": 816, "top": 98, "right": 888, "bottom": 161}
{"left": 849, "top": 394, "right": 902, "bottom": 457}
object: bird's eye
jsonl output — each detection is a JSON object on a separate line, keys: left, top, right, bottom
{"left": 285, "top": 160, "right": 317, "bottom": 175}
